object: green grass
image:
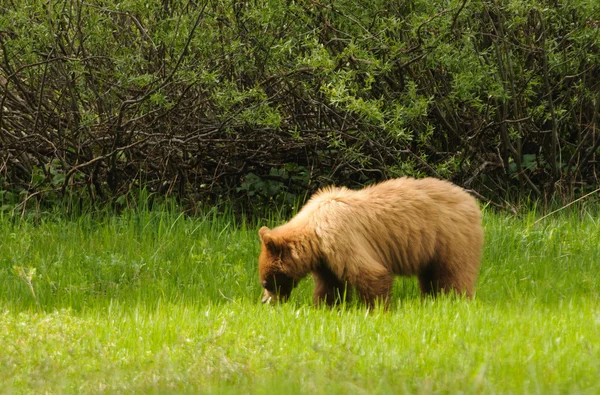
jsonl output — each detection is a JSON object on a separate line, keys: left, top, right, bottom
{"left": 0, "top": 207, "right": 599, "bottom": 394}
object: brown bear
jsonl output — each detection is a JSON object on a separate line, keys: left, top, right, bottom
{"left": 258, "top": 177, "right": 484, "bottom": 308}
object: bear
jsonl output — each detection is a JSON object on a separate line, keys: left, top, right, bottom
{"left": 258, "top": 177, "right": 484, "bottom": 308}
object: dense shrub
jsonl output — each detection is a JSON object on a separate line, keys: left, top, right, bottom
{"left": 1, "top": 0, "right": 598, "bottom": 212}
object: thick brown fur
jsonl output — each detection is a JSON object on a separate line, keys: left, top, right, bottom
{"left": 258, "top": 177, "right": 484, "bottom": 308}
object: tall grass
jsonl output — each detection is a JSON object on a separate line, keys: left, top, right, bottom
{"left": 0, "top": 206, "right": 599, "bottom": 393}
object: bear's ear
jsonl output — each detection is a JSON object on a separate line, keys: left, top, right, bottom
{"left": 259, "top": 227, "right": 283, "bottom": 254}
{"left": 258, "top": 226, "right": 270, "bottom": 241}
{"left": 263, "top": 234, "right": 281, "bottom": 253}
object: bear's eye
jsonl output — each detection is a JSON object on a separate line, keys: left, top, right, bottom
{"left": 262, "top": 280, "right": 274, "bottom": 292}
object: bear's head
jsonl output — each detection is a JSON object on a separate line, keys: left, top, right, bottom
{"left": 258, "top": 226, "right": 297, "bottom": 304}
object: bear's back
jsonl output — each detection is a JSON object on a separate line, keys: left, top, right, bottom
{"left": 295, "top": 177, "right": 482, "bottom": 276}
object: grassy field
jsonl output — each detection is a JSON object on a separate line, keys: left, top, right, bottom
{"left": 0, "top": 206, "right": 599, "bottom": 394}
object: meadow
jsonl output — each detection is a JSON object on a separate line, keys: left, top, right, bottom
{"left": 0, "top": 205, "right": 599, "bottom": 394}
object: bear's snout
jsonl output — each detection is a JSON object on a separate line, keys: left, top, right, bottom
{"left": 261, "top": 290, "right": 273, "bottom": 304}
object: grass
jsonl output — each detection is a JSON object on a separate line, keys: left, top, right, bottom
{"left": 0, "top": 206, "right": 599, "bottom": 394}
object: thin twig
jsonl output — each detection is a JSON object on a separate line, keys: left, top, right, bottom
{"left": 533, "top": 187, "right": 600, "bottom": 225}
{"left": 218, "top": 289, "right": 241, "bottom": 306}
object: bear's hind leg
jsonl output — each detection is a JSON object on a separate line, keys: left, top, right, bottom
{"left": 418, "top": 262, "right": 475, "bottom": 298}
{"left": 312, "top": 266, "right": 351, "bottom": 306}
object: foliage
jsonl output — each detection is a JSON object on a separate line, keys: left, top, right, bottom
{"left": 1, "top": 0, "right": 599, "bottom": 211}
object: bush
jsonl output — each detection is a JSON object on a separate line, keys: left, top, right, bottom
{"left": 1, "top": 0, "right": 598, "bottom": 212}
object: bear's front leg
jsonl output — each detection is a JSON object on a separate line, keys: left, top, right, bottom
{"left": 312, "top": 266, "right": 351, "bottom": 306}
{"left": 353, "top": 269, "right": 394, "bottom": 310}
